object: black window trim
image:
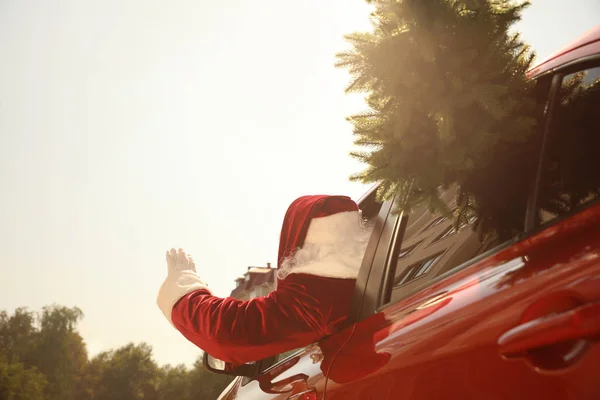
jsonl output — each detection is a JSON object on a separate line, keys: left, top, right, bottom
{"left": 353, "top": 198, "right": 405, "bottom": 321}
{"left": 524, "top": 72, "right": 564, "bottom": 231}
{"left": 348, "top": 195, "right": 396, "bottom": 324}
{"left": 525, "top": 59, "right": 600, "bottom": 237}
{"left": 525, "top": 55, "right": 600, "bottom": 232}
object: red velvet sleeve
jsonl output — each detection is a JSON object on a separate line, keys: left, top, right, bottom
{"left": 170, "top": 274, "right": 355, "bottom": 366}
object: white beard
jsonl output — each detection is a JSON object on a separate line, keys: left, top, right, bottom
{"left": 277, "top": 218, "right": 374, "bottom": 281}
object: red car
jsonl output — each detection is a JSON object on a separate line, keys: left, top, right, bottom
{"left": 210, "top": 26, "right": 600, "bottom": 400}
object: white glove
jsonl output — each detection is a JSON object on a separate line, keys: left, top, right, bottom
{"left": 166, "top": 248, "right": 197, "bottom": 274}
{"left": 158, "top": 248, "right": 211, "bottom": 324}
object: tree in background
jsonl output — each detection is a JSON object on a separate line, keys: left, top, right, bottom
{"left": 336, "top": 0, "right": 542, "bottom": 239}
{"left": 0, "top": 305, "right": 234, "bottom": 400}
{"left": 33, "top": 306, "right": 88, "bottom": 400}
{"left": 90, "top": 343, "right": 161, "bottom": 400}
{"left": 158, "top": 364, "right": 192, "bottom": 400}
{"left": 0, "top": 308, "right": 38, "bottom": 365}
{"left": 0, "top": 309, "right": 47, "bottom": 400}
{"left": 0, "top": 355, "right": 47, "bottom": 400}
{"left": 157, "top": 360, "right": 233, "bottom": 400}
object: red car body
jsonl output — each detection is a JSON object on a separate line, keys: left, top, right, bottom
{"left": 217, "top": 26, "right": 600, "bottom": 400}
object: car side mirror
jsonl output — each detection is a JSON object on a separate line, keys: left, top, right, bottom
{"left": 203, "top": 352, "right": 275, "bottom": 378}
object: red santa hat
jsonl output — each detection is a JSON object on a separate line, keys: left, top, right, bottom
{"left": 277, "top": 195, "right": 361, "bottom": 269}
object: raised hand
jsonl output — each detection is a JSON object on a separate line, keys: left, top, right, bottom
{"left": 166, "top": 248, "right": 197, "bottom": 274}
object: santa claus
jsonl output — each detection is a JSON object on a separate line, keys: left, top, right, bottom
{"left": 157, "top": 195, "right": 370, "bottom": 366}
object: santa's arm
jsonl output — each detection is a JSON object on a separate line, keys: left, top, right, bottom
{"left": 156, "top": 249, "right": 320, "bottom": 365}
{"left": 170, "top": 288, "right": 319, "bottom": 365}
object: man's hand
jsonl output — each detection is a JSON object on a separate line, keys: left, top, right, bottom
{"left": 158, "top": 248, "right": 210, "bottom": 325}
{"left": 166, "top": 248, "right": 197, "bottom": 274}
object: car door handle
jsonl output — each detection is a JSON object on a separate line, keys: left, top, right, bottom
{"left": 498, "top": 300, "right": 600, "bottom": 357}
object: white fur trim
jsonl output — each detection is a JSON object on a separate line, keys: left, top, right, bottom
{"left": 278, "top": 215, "right": 372, "bottom": 281}
{"left": 157, "top": 270, "right": 211, "bottom": 325}
{"left": 305, "top": 211, "right": 362, "bottom": 245}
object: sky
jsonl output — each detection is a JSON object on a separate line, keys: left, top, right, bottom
{"left": 1, "top": 0, "right": 599, "bottom": 368}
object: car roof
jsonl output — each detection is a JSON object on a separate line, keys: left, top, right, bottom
{"left": 527, "top": 25, "right": 600, "bottom": 78}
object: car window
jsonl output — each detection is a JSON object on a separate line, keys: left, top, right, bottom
{"left": 536, "top": 65, "right": 600, "bottom": 225}
{"left": 387, "top": 194, "right": 496, "bottom": 305}
{"left": 382, "top": 74, "right": 554, "bottom": 306}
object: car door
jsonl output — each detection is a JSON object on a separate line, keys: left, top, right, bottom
{"left": 323, "top": 64, "right": 600, "bottom": 399}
